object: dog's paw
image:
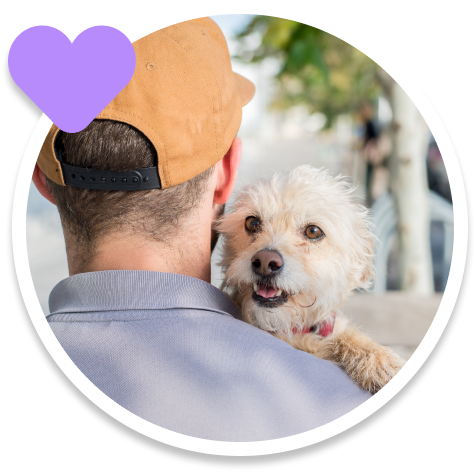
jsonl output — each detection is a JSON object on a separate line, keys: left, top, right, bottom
{"left": 346, "top": 345, "right": 405, "bottom": 394}
{"left": 328, "top": 327, "right": 406, "bottom": 394}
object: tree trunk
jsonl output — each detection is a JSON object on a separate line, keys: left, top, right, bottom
{"left": 388, "top": 82, "right": 434, "bottom": 294}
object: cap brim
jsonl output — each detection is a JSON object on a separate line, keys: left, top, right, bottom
{"left": 234, "top": 72, "right": 255, "bottom": 107}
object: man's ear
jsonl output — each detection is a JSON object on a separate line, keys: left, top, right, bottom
{"left": 213, "top": 137, "right": 241, "bottom": 205}
{"left": 32, "top": 164, "right": 56, "bottom": 206}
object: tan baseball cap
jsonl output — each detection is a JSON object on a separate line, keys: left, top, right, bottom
{"left": 37, "top": 17, "right": 255, "bottom": 189}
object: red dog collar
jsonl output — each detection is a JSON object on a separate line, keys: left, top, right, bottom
{"left": 269, "top": 312, "right": 336, "bottom": 337}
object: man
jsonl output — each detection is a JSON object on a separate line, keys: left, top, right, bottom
{"left": 33, "top": 17, "right": 371, "bottom": 442}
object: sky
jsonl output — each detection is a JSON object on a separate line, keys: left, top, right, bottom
{"left": 211, "top": 14, "right": 254, "bottom": 37}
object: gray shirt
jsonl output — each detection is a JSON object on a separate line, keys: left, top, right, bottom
{"left": 48, "top": 270, "right": 371, "bottom": 441}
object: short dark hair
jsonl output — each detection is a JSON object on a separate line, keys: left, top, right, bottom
{"left": 47, "top": 120, "right": 215, "bottom": 253}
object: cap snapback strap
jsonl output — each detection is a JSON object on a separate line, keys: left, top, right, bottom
{"left": 54, "top": 134, "right": 162, "bottom": 191}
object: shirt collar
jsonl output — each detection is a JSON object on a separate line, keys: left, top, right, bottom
{"left": 48, "top": 270, "right": 242, "bottom": 320}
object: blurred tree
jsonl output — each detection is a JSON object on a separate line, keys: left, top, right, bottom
{"left": 383, "top": 72, "right": 434, "bottom": 295}
{"left": 236, "top": 16, "right": 434, "bottom": 295}
{"left": 236, "top": 16, "right": 381, "bottom": 126}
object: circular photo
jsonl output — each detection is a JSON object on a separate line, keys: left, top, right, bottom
{"left": 19, "top": 15, "right": 463, "bottom": 455}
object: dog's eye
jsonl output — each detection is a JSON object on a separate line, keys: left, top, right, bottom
{"left": 245, "top": 216, "right": 261, "bottom": 233}
{"left": 305, "top": 225, "right": 324, "bottom": 240}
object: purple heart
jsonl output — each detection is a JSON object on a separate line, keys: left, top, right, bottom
{"left": 9, "top": 26, "right": 136, "bottom": 133}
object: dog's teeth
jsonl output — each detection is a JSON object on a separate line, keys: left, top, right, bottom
{"left": 276, "top": 290, "right": 282, "bottom": 296}
{"left": 253, "top": 283, "right": 258, "bottom": 292}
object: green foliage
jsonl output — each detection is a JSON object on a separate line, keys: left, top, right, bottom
{"left": 236, "top": 16, "right": 382, "bottom": 126}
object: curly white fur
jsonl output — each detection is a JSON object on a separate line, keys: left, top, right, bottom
{"left": 216, "top": 165, "right": 404, "bottom": 393}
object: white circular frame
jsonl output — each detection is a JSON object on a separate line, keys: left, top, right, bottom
{"left": 12, "top": 20, "right": 468, "bottom": 457}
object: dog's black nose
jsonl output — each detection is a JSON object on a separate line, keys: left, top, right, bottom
{"left": 251, "top": 250, "right": 283, "bottom": 277}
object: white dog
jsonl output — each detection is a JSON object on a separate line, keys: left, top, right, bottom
{"left": 216, "top": 165, "right": 404, "bottom": 393}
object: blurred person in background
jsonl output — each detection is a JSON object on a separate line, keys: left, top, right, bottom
{"left": 358, "top": 102, "right": 386, "bottom": 206}
{"left": 427, "top": 134, "right": 452, "bottom": 203}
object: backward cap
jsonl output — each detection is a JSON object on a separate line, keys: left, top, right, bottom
{"left": 38, "top": 17, "right": 255, "bottom": 188}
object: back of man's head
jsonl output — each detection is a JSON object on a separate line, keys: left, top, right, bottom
{"left": 47, "top": 120, "right": 215, "bottom": 249}
{"left": 34, "top": 18, "right": 254, "bottom": 273}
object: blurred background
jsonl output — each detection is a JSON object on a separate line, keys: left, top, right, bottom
{"left": 26, "top": 15, "right": 453, "bottom": 360}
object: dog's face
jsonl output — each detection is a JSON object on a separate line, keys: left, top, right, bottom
{"left": 216, "top": 165, "right": 375, "bottom": 334}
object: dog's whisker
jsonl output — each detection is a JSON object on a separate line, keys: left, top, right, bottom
{"left": 296, "top": 296, "right": 317, "bottom": 309}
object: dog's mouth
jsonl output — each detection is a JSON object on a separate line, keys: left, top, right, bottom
{"left": 251, "top": 283, "right": 288, "bottom": 307}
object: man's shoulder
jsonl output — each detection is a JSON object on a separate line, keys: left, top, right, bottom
{"left": 47, "top": 271, "right": 371, "bottom": 441}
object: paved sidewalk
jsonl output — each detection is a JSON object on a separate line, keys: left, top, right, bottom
{"left": 343, "top": 291, "right": 442, "bottom": 360}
